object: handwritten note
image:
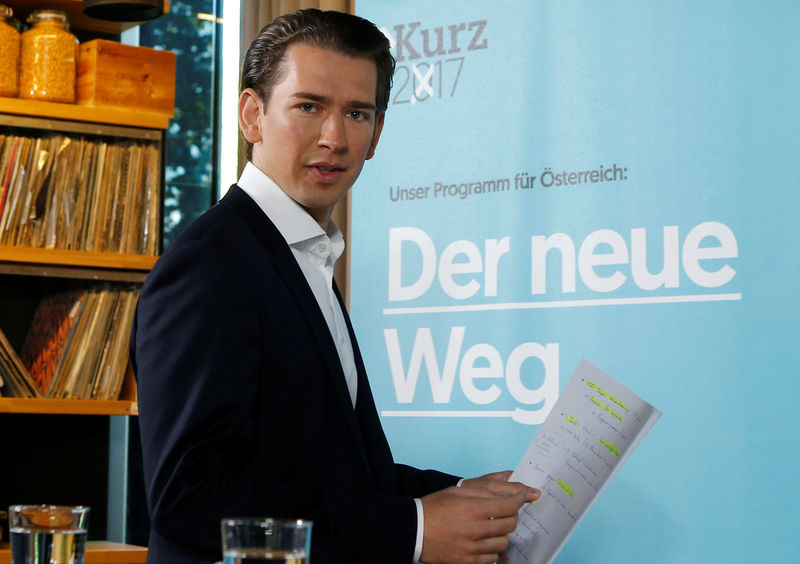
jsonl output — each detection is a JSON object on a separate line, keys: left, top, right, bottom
{"left": 508, "top": 359, "right": 661, "bottom": 564}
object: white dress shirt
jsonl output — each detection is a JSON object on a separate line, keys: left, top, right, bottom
{"left": 237, "top": 163, "right": 425, "bottom": 562}
{"left": 238, "top": 162, "right": 358, "bottom": 406}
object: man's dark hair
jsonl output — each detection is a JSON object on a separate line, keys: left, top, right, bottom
{"left": 241, "top": 9, "right": 395, "bottom": 160}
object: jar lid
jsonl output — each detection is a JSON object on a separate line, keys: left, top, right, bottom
{"left": 27, "top": 9, "right": 69, "bottom": 29}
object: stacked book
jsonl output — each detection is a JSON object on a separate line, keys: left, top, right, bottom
{"left": 0, "top": 284, "right": 139, "bottom": 400}
{"left": 0, "top": 131, "right": 161, "bottom": 255}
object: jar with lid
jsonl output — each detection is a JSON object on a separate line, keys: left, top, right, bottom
{"left": 20, "top": 10, "right": 78, "bottom": 103}
{"left": 0, "top": 4, "right": 20, "bottom": 97}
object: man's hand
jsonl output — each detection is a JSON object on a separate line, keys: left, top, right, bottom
{"left": 461, "top": 471, "right": 539, "bottom": 500}
{"left": 420, "top": 472, "right": 540, "bottom": 564}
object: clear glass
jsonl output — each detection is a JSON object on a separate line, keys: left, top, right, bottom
{"left": 0, "top": 4, "right": 20, "bottom": 97}
{"left": 9, "top": 505, "right": 90, "bottom": 564}
{"left": 220, "top": 518, "right": 312, "bottom": 564}
{"left": 20, "top": 10, "right": 78, "bottom": 103}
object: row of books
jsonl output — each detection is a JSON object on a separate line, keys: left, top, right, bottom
{"left": 0, "top": 284, "right": 139, "bottom": 400}
{"left": 0, "top": 131, "right": 161, "bottom": 255}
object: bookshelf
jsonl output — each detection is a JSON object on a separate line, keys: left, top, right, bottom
{"left": 0, "top": 100, "right": 162, "bottom": 409}
{"left": 0, "top": 97, "right": 163, "bottom": 557}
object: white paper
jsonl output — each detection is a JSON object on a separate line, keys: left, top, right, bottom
{"left": 507, "top": 359, "right": 661, "bottom": 564}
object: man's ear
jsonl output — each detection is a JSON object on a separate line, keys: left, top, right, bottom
{"left": 366, "top": 111, "right": 386, "bottom": 160}
{"left": 239, "top": 88, "right": 264, "bottom": 144}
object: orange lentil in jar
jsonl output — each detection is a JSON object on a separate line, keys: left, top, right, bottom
{"left": 20, "top": 10, "right": 78, "bottom": 103}
{"left": 0, "top": 4, "right": 20, "bottom": 97}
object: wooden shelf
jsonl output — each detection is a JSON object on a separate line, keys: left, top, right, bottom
{"left": 0, "top": 541, "right": 147, "bottom": 563}
{"left": 4, "top": 0, "right": 169, "bottom": 35}
{"left": 0, "top": 246, "right": 157, "bottom": 271}
{"left": 0, "top": 397, "right": 138, "bottom": 416}
{"left": 0, "top": 247, "right": 157, "bottom": 282}
{"left": 0, "top": 96, "right": 170, "bottom": 130}
{"left": 0, "top": 398, "right": 138, "bottom": 415}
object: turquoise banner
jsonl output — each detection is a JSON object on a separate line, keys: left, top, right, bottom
{"left": 350, "top": 1, "right": 799, "bottom": 562}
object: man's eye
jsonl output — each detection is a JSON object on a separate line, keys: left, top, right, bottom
{"left": 300, "top": 103, "right": 317, "bottom": 112}
{"left": 349, "top": 111, "right": 369, "bottom": 121}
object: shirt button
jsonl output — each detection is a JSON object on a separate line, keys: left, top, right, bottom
{"left": 318, "top": 242, "right": 328, "bottom": 253}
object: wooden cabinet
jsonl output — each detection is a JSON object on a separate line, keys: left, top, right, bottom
{"left": 0, "top": 97, "right": 161, "bottom": 558}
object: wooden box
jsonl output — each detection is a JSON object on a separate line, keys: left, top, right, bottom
{"left": 77, "top": 40, "right": 176, "bottom": 116}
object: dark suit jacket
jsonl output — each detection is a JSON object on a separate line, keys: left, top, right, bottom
{"left": 130, "top": 185, "right": 458, "bottom": 563}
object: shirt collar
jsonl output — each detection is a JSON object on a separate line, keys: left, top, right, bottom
{"left": 237, "top": 161, "right": 343, "bottom": 250}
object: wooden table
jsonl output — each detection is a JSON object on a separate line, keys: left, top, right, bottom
{"left": 0, "top": 541, "right": 147, "bottom": 563}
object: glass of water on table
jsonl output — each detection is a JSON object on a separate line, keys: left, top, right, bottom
{"left": 221, "top": 517, "right": 311, "bottom": 563}
{"left": 9, "top": 505, "right": 89, "bottom": 564}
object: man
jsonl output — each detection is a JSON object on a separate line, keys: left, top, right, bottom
{"left": 130, "top": 9, "right": 539, "bottom": 564}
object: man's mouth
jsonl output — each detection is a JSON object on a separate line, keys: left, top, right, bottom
{"left": 309, "top": 163, "right": 345, "bottom": 182}
{"left": 311, "top": 162, "right": 344, "bottom": 173}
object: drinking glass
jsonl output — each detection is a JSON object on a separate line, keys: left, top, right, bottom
{"left": 221, "top": 517, "right": 311, "bottom": 563}
{"left": 9, "top": 505, "right": 89, "bottom": 564}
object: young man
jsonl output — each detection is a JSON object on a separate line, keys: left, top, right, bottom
{"left": 131, "top": 9, "right": 538, "bottom": 564}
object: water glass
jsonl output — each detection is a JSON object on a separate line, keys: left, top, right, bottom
{"left": 9, "top": 505, "right": 89, "bottom": 564}
{"left": 221, "top": 517, "right": 311, "bottom": 563}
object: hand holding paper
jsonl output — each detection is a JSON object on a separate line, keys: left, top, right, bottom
{"left": 506, "top": 360, "right": 661, "bottom": 564}
{"left": 421, "top": 484, "right": 529, "bottom": 564}
{"left": 461, "top": 470, "right": 542, "bottom": 501}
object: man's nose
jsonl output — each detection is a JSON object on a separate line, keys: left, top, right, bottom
{"left": 318, "top": 113, "right": 347, "bottom": 152}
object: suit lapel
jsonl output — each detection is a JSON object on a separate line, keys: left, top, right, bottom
{"left": 220, "top": 186, "right": 375, "bottom": 480}
{"left": 333, "top": 283, "right": 394, "bottom": 486}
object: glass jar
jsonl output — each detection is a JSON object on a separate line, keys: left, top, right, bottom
{"left": 0, "top": 4, "right": 20, "bottom": 97}
{"left": 20, "top": 10, "right": 78, "bottom": 103}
